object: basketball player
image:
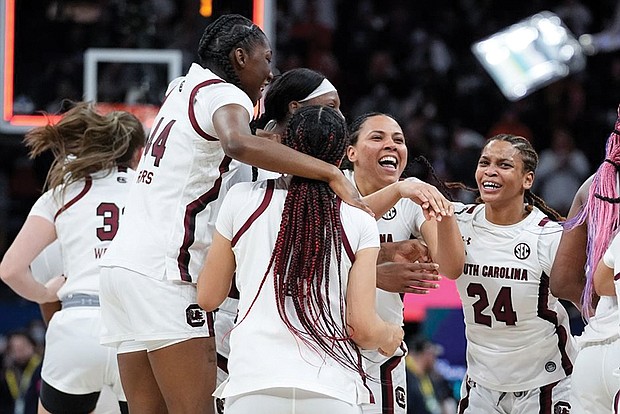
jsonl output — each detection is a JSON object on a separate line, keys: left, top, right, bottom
{"left": 197, "top": 105, "right": 404, "bottom": 414}
{"left": 0, "top": 102, "right": 144, "bottom": 414}
{"left": 212, "top": 67, "right": 342, "bottom": 407}
{"left": 98, "top": 14, "right": 371, "bottom": 414}
{"left": 552, "top": 105, "right": 620, "bottom": 414}
{"left": 593, "top": 230, "right": 620, "bottom": 413}
{"left": 344, "top": 112, "right": 464, "bottom": 414}
{"left": 212, "top": 73, "right": 449, "bottom": 413}
{"left": 30, "top": 241, "right": 126, "bottom": 414}
{"left": 452, "top": 134, "right": 577, "bottom": 414}
{"left": 593, "top": 227, "right": 620, "bottom": 413}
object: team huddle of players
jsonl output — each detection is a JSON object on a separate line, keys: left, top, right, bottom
{"left": 1, "top": 13, "right": 620, "bottom": 414}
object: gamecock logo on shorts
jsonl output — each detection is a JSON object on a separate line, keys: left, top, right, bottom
{"left": 185, "top": 304, "right": 206, "bottom": 327}
{"left": 553, "top": 401, "right": 570, "bottom": 414}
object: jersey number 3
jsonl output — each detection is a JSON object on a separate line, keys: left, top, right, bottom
{"left": 467, "top": 283, "right": 517, "bottom": 326}
{"left": 96, "top": 203, "right": 120, "bottom": 241}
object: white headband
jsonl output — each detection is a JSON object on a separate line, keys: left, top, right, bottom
{"left": 298, "top": 78, "right": 337, "bottom": 102}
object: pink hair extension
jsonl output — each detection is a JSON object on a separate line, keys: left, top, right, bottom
{"left": 565, "top": 105, "right": 620, "bottom": 318}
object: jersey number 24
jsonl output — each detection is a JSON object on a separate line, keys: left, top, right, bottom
{"left": 467, "top": 282, "right": 517, "bottom": 326}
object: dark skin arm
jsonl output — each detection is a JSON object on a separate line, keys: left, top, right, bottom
{"left": 378, "top": 239, "right": 429, "bottom": 264}
{"left": 213, "top": 104, "right": 373, "bottom": 215}
{"left": 376, "top": 239, "right": 441, "bottom": 294}
{"left": 39, "top": 302, "right": 61, "bottom": 326}
{"left": 376, "top": 262, "right": 440, "bottom": 294}
{"left": 549, "top": 175, "right": 594, "bottom": 311}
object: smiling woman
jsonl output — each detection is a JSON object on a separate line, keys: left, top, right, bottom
{"left": 96, "top": 13, "right": 370, "bottom": 414}
{"left": 346, "top": 113, "right": 407, "bottom": 195}
{"left": 450, "top": 134, "right": 576, "bottom": 414}
{"left": 343, "top": 112, "right": 464, "bottom": 414}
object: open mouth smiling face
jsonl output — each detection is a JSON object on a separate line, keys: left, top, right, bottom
{"left": 348, "top": 114, "right": 408, "bottom": 190}
{"left": 476, "top": 140, "right": 533, "bottom": 205}
{"left": 378, "top": 155, "right": 399, "bottom": 172}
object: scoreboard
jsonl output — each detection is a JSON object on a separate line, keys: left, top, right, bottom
{"left": 0, "top": 0, "right": 273, "bottom": 133}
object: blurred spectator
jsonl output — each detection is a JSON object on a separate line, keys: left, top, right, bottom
{"left": 486, "top": 104, "right": 534, "bottom": 143}
{"left": 406, "top": 336, "right": 456, "bottom": 414}
{"left": 579, "top": 0, "right": 620, "bottom": 53}
{"left": 534, "top": 127, "right": 590, "bottom": 216}
{"left": 446, "top": 127, "right": 486, "bottom": 203}
{"left": 0, "top": 331, "right": 42, "bottom": 414}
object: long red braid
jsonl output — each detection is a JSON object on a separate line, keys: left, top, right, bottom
{"left": 267, "top": 106, "right": 365, "bottom": 374}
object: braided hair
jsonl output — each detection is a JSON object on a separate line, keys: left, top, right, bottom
{"left": 245, "top": 105, "right": 367, "bottom": 375}
{"left": 197, "top": 14, "right": 267, "bottom": 91}
{"left": 565, "top": 107, "right": 620, "bottom": 318}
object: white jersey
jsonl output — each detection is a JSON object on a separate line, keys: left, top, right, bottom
{"left": 575, "top": 296, "right": 618, "bottom": 347}
{"left": 344, "top": 169, "right": 426, "bottom": 413}
{"left": 214, "top": 176, "right": 380, "bottom": 405}
{"left": 31, "top": 240, "right": 63, "bottom": 283}
{"left": 343, "top": 169, "right": 426, "bottom": 325}
{"left": 101, "top": 64, "right": 254, "bottom": 283}
{"left": 29, "top": 167, "right": 135, "bottom": 299}
{"left": 454, "top": 203, "right": 577, "bottom": 392}
{"left": 603, "top": 233, "right": 620, "bottom": 334}
{"left": 255, "top": 168, "right": 281, "bottom": 181}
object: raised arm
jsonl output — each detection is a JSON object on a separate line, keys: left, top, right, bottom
{"left": 419, "top": 215, "right": 465, "bottom": 280}
{"left": 362, "top": 179, "right": 454, "bottom": 222}
{"left": 213, "top": 104, "right": 372, "bottom": 215}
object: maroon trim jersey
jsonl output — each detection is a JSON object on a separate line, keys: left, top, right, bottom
{"left": 29, "top": 167, "right": 135, "bottom": 298}
{"left": 101, "top": 64, "right": 254, "bottom": 283}
{"left": 343, "top": 169, "right": 426, "bottom": 413}
{"left": 214, "top": 176, "right": 379, "bottom": 404}
{"left": 454, "top": 203, "right": 577, "bottom": 392}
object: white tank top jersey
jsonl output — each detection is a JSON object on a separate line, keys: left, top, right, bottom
{"left": 29, "top": 167, "right": 135, "bottom": 299}
{"left": 454, "top": 203, "right": 577, "bottom": 392}
{"left": 101, "top": 64, "right": 255, "bottom": 283}
{"left": 575, "top": 296, "right": 618, "bottom": 346}
{"left": 214, "top": 176, "right": 380, "bottom": 405}
{"left": 603, "top": 233, "right": 620, "bottom": 334}
{"left": 343, "top": 169, "right": 426, "bottom": 325}
{"left": 30, "top": 240, "right": 63, "bottom": 283}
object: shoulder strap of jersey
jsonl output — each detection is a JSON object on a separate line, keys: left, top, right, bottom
{"left": 231, "top": 179, "right": 275, "bottom": 247}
